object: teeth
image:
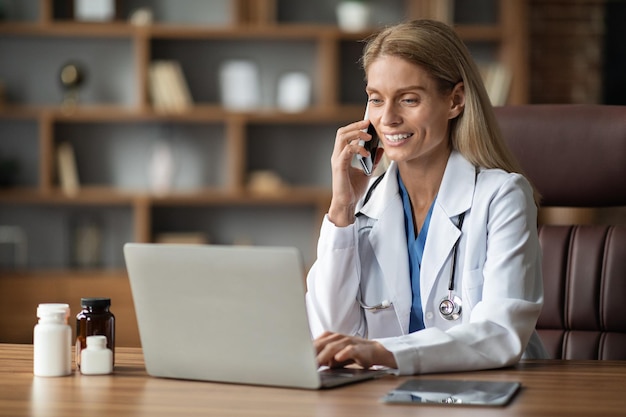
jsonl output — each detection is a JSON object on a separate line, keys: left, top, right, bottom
{"left": 385, "top": 133, "right": 412, "bottom": 142}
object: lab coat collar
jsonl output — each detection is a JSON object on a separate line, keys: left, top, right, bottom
{"left": 436, "top": 150, "right": 476, "bottom": 218}
{"left": 421, "top": 151, "right": 476, "bottom": 303}
{"left": 356, "top": 150, "right": 475, "bottom": 220}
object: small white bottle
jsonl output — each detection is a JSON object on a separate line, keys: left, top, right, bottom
{"left": 37, "top": 303, "right": 72, "bottom": 369}
{"left": 33, "top": 305, "right": 72, "bottom": 377}
{"left": 80, "top": 335, "right": 113, "bottom": 375}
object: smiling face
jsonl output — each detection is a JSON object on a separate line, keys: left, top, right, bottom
{"left": 365, "top": 55, "right": 464, "bottom": 170}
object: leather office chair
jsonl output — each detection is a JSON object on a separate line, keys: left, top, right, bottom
{"left": 494, "top": 105, "right": 626, "bottom": 360}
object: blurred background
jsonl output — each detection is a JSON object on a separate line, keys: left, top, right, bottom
{"left": 0, "top": 0, "right": 624, "bottom": 346}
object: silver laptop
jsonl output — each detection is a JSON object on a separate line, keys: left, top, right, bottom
{"left": 123, "top": 243, "right": 391, "bottom": 389}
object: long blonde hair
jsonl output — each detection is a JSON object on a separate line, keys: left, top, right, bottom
{"left": 361, "top": 19, "right": 538, "bottom": 202}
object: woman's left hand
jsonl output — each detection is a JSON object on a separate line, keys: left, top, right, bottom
{"left": 313, "top": 331, "right": 397, "bottom": 369}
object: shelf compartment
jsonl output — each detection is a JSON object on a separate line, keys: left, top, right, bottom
{"left": 246, "top": 123, "right": 336, "bottom": 189}
{"left": 0, "top": 35, "right": 136, "bottom": 106}
{"left": 0, "top": 119, "right": 40, "bottom": 188}
{"left": 151, "top": 204, "right": 321, "bottom": 266}
{"left": 275, "top": 0, "right": 408, "bottom": 27}
{"left": 150, "top": 38, "right": 319, "bottom": 109}
{"left": 0, "top": 203, "right": 133, "bottom": 269}
{"left": 53, "top": 121, "right": 227, "bottom": 192}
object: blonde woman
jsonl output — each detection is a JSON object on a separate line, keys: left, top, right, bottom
{"left": 306, "top": 19, "right": 547, "bottom": 375}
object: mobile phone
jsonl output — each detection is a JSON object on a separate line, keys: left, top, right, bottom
{"left": 352, "top": 105, "right": 380, "bottom": 176}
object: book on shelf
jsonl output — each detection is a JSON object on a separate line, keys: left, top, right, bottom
{"left": 57, "top": 141, "right": 80, "bottom": 196}
{"left": 479, "top": 61, "right": 512, "bottom": 106}
{"left": 155, "top": 232, "right": 208, "bottom": 245}
{"left": 148, "top": 60, "right": 193, "bottom": 112}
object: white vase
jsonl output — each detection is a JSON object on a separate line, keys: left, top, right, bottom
{"left": 336, "top": 1, "right": 370, "bottom": 32}
{"left": 149, "top": 141, "right": 175, "bottom": 195}
{"left": 277, "top": 72, "right": 311, "bottom": 112}
{"left": 219, "top": 60, "right": 260, "bottom": 111}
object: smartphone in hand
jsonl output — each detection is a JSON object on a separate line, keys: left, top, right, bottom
{"left": 352, "top": 105, "right": 380, "bottom": 176}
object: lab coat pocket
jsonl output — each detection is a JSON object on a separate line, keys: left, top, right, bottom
{"left": 363, "top": 306, "right": 402, "bottom": 338}
{"left": 462, "top": 268, "right": 484, "bottom": 312}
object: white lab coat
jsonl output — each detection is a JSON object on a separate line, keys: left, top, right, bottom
{"left": 306, "top": 151, "right": 548, "bottom": 375}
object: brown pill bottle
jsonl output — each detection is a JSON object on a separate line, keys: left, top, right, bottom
{"left": 75, "top": 297, "right": 115, "bottom": 369}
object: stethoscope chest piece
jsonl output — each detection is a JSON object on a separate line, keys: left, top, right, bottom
{"left": 438, "top": 294, "right": 462, "bottom": 321}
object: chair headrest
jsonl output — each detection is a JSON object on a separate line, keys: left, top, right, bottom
{"left": 494, "top": 105, "right": 626, "bottom": 207}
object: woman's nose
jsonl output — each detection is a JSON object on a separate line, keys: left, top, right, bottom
{"left": 380, "top": 104, "right": 402, "bottom": 126}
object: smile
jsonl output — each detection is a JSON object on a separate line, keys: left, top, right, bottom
{"left": 385, "top": 133, "right": 413, "bottom": 143}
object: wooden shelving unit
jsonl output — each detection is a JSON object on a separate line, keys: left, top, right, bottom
{"left": 0, "top": 0, "right": 529, "bottom": 346}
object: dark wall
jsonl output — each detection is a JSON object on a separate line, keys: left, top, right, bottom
{"left": 603, "top": 1, "right": 626, "bottom": 104}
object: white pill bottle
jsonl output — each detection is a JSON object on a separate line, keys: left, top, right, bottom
{"left": 33, "top": 304, "right": 72, "bottom": 377}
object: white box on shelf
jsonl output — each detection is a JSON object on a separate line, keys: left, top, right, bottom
{"left": 74, "top": 0, "right": 116, "bottom": 22}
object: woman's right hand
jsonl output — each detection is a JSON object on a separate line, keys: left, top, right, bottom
{"left": 328, "top": 119, "right": 382, "bottom": 227}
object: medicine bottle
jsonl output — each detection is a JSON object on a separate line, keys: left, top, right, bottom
{"left": 75, "top": 297, "right": 115, "bottom": 369}
{"left": 33, "top": 304, "right": 72, "bottom": 377}
{"left": 80, "top": 335, "right": 113, "bottom": 375}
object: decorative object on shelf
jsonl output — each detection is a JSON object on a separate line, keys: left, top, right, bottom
{"left": 56, "top": 142, "right": 80, "bottom": 196}
{"left": 155, "top": 232, "right": 208, "bottom": 245}
{"left": 0, "top": 153, "right": 19, "bottom": 188}
{"left": 129, "top": 7, "right": 153, "bottom": 26}
{"left": 0, "top": 225, "right": 27, "bottom": 269}
{"left": 59, "top": 61, "right": 86, "bottom": 110}
{"left": 148, "top": 61, "right": 193, "bottom": 113}
{"left": 148, "top": 141, "right": 175, "bottom": 195}
{"left": 478, "top": 61, "right": 512, "bottom": 106}
{"left": 70, "top": 217, "right": 103, "bottom": 268}
{"left": 336, "top": 0, "right": 371, "bottom": 32}
{"left": 219, "top": 60, "right": 260, "bottom": 111}
{"left": 277, "top": 72, "right": 311, "bottom": 113}
{"left": 247, "top": 170, "right": 286, "bottom": 195}
{"left": 74, "top": 0, "right": 116, "bottom": 22}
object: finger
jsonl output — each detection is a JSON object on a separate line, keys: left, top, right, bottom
{"left": 334, "top": 344, "right": 373, "bottom": 369}
{"left": 313, "top": 331, "right": 338, "bottom": 354}
{"left": 334, "top": 121, "right": 371, "bottom": 149}
{"left": 315, "top": 334, "right": 353, "bottom": 367}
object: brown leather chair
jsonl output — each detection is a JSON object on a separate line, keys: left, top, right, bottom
{"left": 494, "top": 105, "right": 626, "bottom": 360}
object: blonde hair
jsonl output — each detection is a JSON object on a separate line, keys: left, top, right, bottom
{"left": 362, "top": 20, "right": 538, "bottom": 202}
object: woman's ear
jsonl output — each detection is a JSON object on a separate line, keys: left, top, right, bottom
{"left": 448, "top": 82, "right": 465, "bottom": 119}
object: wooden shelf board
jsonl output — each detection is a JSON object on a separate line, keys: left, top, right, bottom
{"left": 0, "top": 268, "right": 127, "bottom": 279}
{"left": 0, "top": 186, "right": 331, "bottom": 206}
{"left": 454, "top": 24, "right": 503, "bottom": 42}
{"left": 0, "top": 21, "right": 135, "bottom": 37}
{"left": 0, "top": 104, "right": 365, "bottom": 123}
{"left": 147, "top": 187, "right": 331, "bottom": 206}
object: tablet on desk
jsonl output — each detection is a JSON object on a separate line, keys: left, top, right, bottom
{"left": 382, "top": 379, "right": 521, "bottom": 407}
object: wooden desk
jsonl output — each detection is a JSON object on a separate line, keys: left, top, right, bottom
{"left": 1, "top": 344, "right": 625, "bottom": 417}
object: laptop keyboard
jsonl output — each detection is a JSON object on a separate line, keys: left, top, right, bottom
{"left": 318, "top": 367, "right": 390, "bottom": 387}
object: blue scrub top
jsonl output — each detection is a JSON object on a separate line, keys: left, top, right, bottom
{"left": 398, "top": 172, "right": 436, "bottom": 333}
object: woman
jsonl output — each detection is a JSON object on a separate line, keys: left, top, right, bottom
{"left": 305, "top": 19, "right": 547, "bottom": 375}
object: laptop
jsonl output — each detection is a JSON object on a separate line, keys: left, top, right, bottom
{"left": 123, "top": 243, "right": 391, "bottom": 389}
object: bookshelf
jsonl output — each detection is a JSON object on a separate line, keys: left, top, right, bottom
{"left": 0, "top": 0, "right": 529, "bottom": 346}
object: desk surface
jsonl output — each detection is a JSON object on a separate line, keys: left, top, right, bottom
{"left": 1, "top": 343, "right": 625, "bottom": 417}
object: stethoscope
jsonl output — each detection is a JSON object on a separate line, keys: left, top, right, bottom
{"left": 355, "top": 171, "right": 467, "bottom": 321}
{"left": 438, "top": 212, "right": 465, "bottom": 321}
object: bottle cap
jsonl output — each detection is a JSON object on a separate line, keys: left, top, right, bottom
{"left": 86, "top": 335, "right": 108, "bottom": 349}
{"left": 37, "top": 303, "right": 70, "bottom": 319}
{"left": 80, "top": 297, "right": 111, "bottom": 308}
